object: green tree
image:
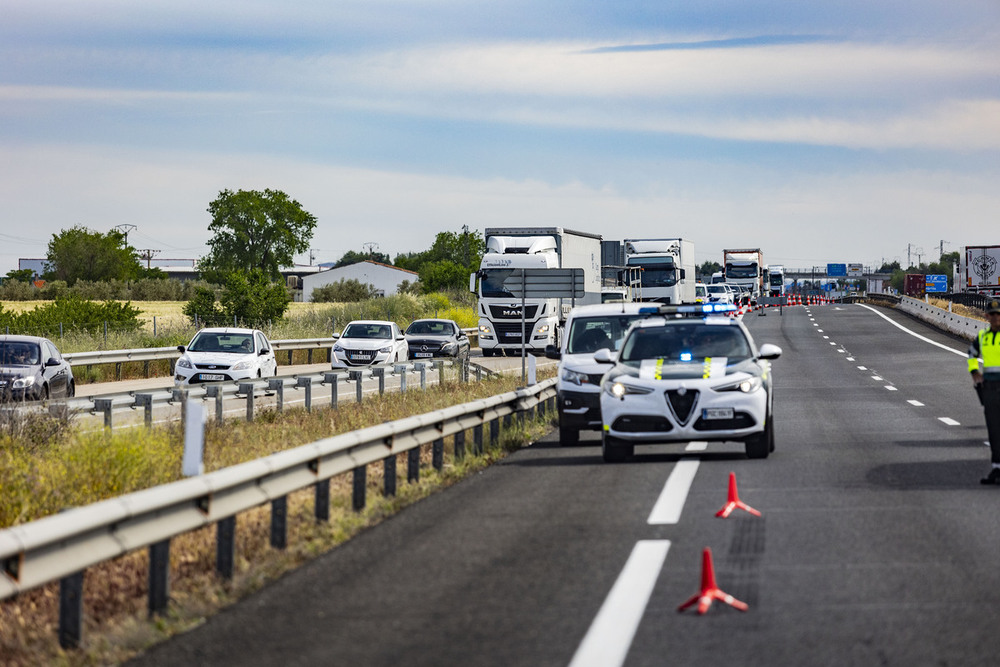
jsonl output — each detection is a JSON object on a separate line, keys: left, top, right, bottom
{"left": 44, "top": 226, "right": 144, "bottom": 286}
{"left": 419, "top": 260, "right": 469, "bottom": 292}
{"left": 697, "top": 261, "right": 722, "bottom": 280}
{"left": 200, "top": 189, "right": 317, "bottom": 281}
{"left": 335, "top": 249, "right": 392, "bottom": 268}
{"left": 4, "top": 268, "right": 36, "bottom": 284}
{"left": 311, "top": 278, "right": 380, "bottom": 302}
{"left": 394, "top": 227, "right": 484, "bottom": 291}
{"left": 183, "top": 271, "right": 290, "bottom": 327}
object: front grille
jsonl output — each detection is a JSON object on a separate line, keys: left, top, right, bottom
{"left": 693, "top": 413, "right": 756, "bottom": 431}
{"left": 612, "top": 415, "right": 673, "bottom": 433}
{"left": 666, "top": 389, "right": 699, "bottom": 425}
{"left": 344, "top": 349, "right": 376, "bottom": 362}
{"left": 196, "top": 363, "right": 231, "bottom": 370}
{"left": 409, "top": 340, "right": 443, "bottom": 353}
{"left": 586, "top": 373, "right": 606, "bottom": 385}
{"left": 494, "top": 323, "right": 526, "bottom": 343}
{"left": 489, "top": 305, "right": 539, "bottom": 320}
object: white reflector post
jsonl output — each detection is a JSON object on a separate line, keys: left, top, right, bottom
{"left": 527, "top": 354, "right": 537, "bottom": 385}
{"left": 183, "top": 399, "right": 206, "bottom": 477}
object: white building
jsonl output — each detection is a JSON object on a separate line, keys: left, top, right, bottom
{"left": 301, "top": 261, "right": 418, "bottom": 301}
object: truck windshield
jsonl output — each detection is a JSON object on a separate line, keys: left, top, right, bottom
{"left": 479, "top": 269, "right": 518, "bottom": 299}
{"left": 726, "top": 264, "right": 758, "bottom": 280}
{"left": 628, "top": 258, "right": 677, "bottom": 288}
{"left": 769, "top": 274, "right": 783, "bottom": 287}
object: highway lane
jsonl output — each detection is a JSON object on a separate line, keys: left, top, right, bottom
{"left": 130, "top": 304, "right": 1000, "bottom": 667}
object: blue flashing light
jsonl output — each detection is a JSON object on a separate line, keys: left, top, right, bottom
{"left": 638, "top": 307, "right": 659, "bottom": 314}
{"left": 680, "top": 352, "right": 692, "bottom": 362}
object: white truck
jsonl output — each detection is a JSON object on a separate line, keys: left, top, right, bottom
{"left": 471, "top": 227, "right": 602, "bottom": 357}
{"left": 723, "top": 248, "right": 764, "bottom": 303}
{"left": 958, "top": 245, "right": 1000, "bottom": 295}
{"left": 622, "top": 238, "right": 696, "bottom": 304}
{"left": 765, "top": 264, "right": 785, "bottom": 296}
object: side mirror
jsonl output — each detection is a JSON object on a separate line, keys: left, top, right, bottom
{"left": 758, "top": 343, "right": 782, "bottom": 360}
{"left": 544, "top": 344, "right": 561, "bottom": 360}
{"left": 46, "top": 358, "right": 61, "bottom": 367}
{"left": 469, "top": 273, "right": 477, "bottom": 294}
{"left": 332, "top": 333, "right": 340, "bottom": 340}
{"left": 259, "top": 348, "right": 269, "bottom": 356}
{"left": 679, "top": 268, "right": 686, "bottom": 279}
{"left": 594, "top": 348, "right": 615, "bottom": 364}
{"left": 397, "top": 335, "right": 405, "bottom": 341}
{"left": 177, "top": 345, "right": 186, "bottom": 353}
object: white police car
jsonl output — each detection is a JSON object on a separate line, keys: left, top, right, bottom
{"left": 596, "top": 304, "right": 782, "bottom": 462}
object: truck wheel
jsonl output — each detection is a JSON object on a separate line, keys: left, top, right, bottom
{"left": 505, "top": 349, "right": 519, "bottom": 357}
{"left": 602, "top": 433, "right": 632, "bottom": 463}
{"left": 559, "top": 424, "right": 579, "bottom": 445}
{"left": 481, "top": 348, "right": 494, "bottom": 357}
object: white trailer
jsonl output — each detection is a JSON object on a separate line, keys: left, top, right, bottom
{"left": 471, "top": 227, "right": 602, "bottom": 356}
{"left": 958, "top": 245, "right": 1000, "bottom": 295}
{"left": 622, "top": 238, "right": 696, "bottom": 304}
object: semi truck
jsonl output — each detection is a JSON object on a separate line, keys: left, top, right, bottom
{"left": 765, "top": 264, "right": 785, "bottom": 296}
{"left": 723, "top": 248, "right": 764, "bottom": 303}
{"left": 621, "top": 238, "right": 696, "bottom": 304}
{"left": 958, "top": 245, "right": 1000, "bottom": 295}
{"left": 471, "top": 227, "right": 602, "bottom": 357}
{"left": 904, "top": 273, "right": 925, "bottom": 297}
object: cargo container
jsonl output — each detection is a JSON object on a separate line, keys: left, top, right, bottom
{"left": 957, "top": 245, "right": 1000, "bottom": 295}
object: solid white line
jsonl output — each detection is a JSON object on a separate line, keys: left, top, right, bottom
{"left": 648, "top": 458, "right": 700, "bottom": 525}
{"left": 939, "top": 417, "right": 960, "bottom": 426}
{"left": 855, "top": 304, "right": 966, "bottom": 357}
{"left": 568, "top": 540, "right": 671, "bottom": 667}
{"left": 908, "top": 400, "right": 925, "bottom": 407}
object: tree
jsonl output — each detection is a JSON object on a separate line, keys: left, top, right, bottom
{"left": 394, "top": 227, "right": 484, "bottom": 292}
{"left": 44, "top": 226, "right": 144, "bottom": 286}
{"left": 335, "top": 249, "right": 391, "bottom": 268}
{"left": 200, "top": 189, "right": 317, "bottom": 281}
{"left": 311, "top": 279, "right": 380, "bottom": 302}
{"left": 697, "top": 261, "right": 721, "bottom": 280}
{"left": 183, "top": 270, "right": 290, "bottom": 327}
{"left": 4, "top": 268, "right": 36, "bottom": 284}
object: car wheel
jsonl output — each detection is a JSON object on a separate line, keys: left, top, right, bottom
{"left": 67, "top": 380, "right": 75, "bottom": 398}
{"left": 559, "top": 422, "right": 580, "bottom": 445}
{"left": 745, "top": 415, "right": 772, "bottom": 459}
{"left": 602, "top": 432, "right": 632, "bottom": 463}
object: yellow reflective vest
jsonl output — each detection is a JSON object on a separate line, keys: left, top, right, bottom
{"left": 969, "top": 328, "right": 1000, "bottom": 377}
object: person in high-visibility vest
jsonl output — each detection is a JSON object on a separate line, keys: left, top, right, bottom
{"left": 970, "top": 299, "right": 1000, "bottom": 484}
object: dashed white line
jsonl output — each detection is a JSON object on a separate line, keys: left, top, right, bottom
{"left": 871, "top": 375, "right": 883, "bottom": 381}
{"left": 857, "top": 365, "right": 867, "bottom": 370}
{"left": 569, "top": 540, "right": 671, "bottom": 667}
{"left": 846, "top": 357, "right": 855, "bottom": 361}
{"left": 908, "top": 400, "right": 925, "bottom": 407}
{"left": 684, "top": 441, "right": 708, "bottom": 452}
{"left": 885, "top": 386, "right": 898, "bottom": 391}
{"left": 648, "top": 458, "right": 699, "bottom": 525}
{"left": 939, "top": 417, "right": 960, "bottom": 426}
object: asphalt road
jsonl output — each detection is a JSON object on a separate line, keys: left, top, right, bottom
{"left": 131, "top": 303, "right": 1000, "bottom": 667}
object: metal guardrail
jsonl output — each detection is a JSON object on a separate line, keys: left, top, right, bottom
{"left": 0, "top": 377, "right": 557, "bottom": 648}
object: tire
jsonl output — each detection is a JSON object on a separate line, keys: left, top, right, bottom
{"left": 481, "top": 348, "right": 494, "bottom": 358}
{"left": 602, "top": 432, "right": 632, "bottom": 463}
{"left": 559, "top": 423, "right": 580, "bottom": 445}
{"left": 505, "top": 349, "right": 519, "bottom": 357}
{"left": 67, "top": 380, "right": 75, "bottom": 398}
{"left": 745, "top": 415, "right": 773, "bottom": 459}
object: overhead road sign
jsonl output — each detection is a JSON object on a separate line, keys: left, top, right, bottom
{"left": 847, "top": 263, "right": 863, "bottom": 278}
{"left": 926, "top": 274, "right": 948, "bottom": 293}
{"left": 502, "top": 268, "right": 585, "bottom": 299}
{"left": 827, "top": 263, "right": 847, "bottom": 277}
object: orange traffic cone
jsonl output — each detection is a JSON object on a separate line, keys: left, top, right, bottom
{"left": 715, "top": 472, "right": 761, "bottom": 518}
{"left": 677, "top": 547, "right": 748, "bottom": 614}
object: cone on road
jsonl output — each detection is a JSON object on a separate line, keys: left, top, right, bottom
{"left": 715, "top": 472, "right": 761, "bottom": 518}
{"left": 677, "top": 547, "right": 749, "bottom": 615}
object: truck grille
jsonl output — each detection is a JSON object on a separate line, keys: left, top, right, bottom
{"left": 494, "top": 323, "right": 527, "bottom": 343}
{"left": 489, "top": 305, "right": 539, "bottom": 320}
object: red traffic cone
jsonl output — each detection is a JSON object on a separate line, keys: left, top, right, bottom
{"left": 715, "top": 472, "right": 761, "bottom": 518}
{"left": 678, "top": 547, "right": 748, "bottom": 614}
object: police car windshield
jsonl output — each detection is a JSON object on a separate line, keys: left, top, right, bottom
{"left": 619, "top": 323, "right": 751, "bottom": 366}
{"left": 566, "top": 314, "right": 648, "bottom": 354}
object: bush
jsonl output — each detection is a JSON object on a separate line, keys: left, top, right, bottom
{"left": 0, "top": 296, "right": 143, "bottom": 337}
{"left": 312, "top": 279, "right": 380, "bottom": 302}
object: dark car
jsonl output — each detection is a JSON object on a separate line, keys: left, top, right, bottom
{"left": 404, "top": 319, "right": 470, "bottom": 361}
{"left": 0, "top": 335, "right": 75, "bottom": 401}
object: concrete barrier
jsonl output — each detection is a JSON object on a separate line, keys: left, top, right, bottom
{"left": 896, "top": 296, "right": 984, "bottom": 341}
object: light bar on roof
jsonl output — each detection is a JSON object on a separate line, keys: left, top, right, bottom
{"left": 638, "top": 303, "right": 737, "bottom": 316}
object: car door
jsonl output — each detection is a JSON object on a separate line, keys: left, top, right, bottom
{"left": 256, "top": 332, "right": 277, "bottom": 376}
{"left": 43, "top": 340, "right": 69, "bottom": 397}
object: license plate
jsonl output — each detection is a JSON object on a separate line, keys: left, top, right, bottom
{"left": 349, "top": 353, "right": 370, "bottom": 360}
{"left": 702, "top": 407, "right": 734, "bottom": 420}
{"left": 503, "top": 332, "right": 520, "bottom": 338}
{"left": 199, "top": 374, "right": 225, "bottom": 381}
{"left": 414, "top": 352, "right": 433, "bottom": 358}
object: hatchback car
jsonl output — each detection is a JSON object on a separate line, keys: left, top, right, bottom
{"left": 0, "top": 335, "right": 75, "bottom": 400}
{"left": 175, "top": 328, "right": 278, "bottom": 385}
{"left": 332, "top": 320, "right": 408, "bottom": 369}
{"left": 596, "top": 304, "right": 782, "bottom": 462}
{"left": 404, "top": 319, "right": 470, "bottom": 361}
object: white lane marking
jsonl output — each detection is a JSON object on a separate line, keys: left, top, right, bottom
{"left": 823, "top": 335, "right": 829, "bottom": 339}
{"left": 855, "top": 304, "right": 966, "bottom": 357}
{"left": 871, "top": 375, "right": 883, "bottom": 381}
{"left": 939, "top": 417, "right": 960, "bottom": 426}
{"left": 829, "top": 342, "right": 836, "bottom": 345}
{"left": 837, "top": 349, "right": 845, "bottom": 353}
{"left": 908, "top": 400, "right": 925, "bottom": 406}
{"left": 885, "top": 386, "right": 898, "bottom": 391}
{"left": 685, "top": 441, "right": 708, "bottom": 451}
{"left": 569, "top": 540, "right": 671, "bottom": 667}
{"left": 857, "top": 365, "right": 868, "bottom": 370}
{"left": 846, "top": 357, "right": 855, "bottom": 361}
{"left": 648, "top": 458, "right": 700, "bottom": 525}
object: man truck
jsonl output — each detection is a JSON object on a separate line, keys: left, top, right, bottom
{"left": 723, "top": 248, "right": 764, "bottom": 303}
{"left": 622, "top": 238, "right": 696, "bottom": 304}
{"left": 471, "top": 227, "right": 602, "bottom": 357}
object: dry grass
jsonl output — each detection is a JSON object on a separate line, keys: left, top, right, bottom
{"left": 0, "top": 372, "right": 556, "bottom": 666}
{"left": 927, "top": 297, "right": 985, "bottom": 322}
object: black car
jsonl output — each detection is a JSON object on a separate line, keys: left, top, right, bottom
{"left": 0, "top": 335, "right": 75, "bottom": 401}
{"left": 404, "top": 319, "right": 470, "bottom": 361}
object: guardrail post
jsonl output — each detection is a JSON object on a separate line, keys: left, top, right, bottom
{"left": 353, "top": 465, "right": 366, "bottom": 511}
{"left": 315, "top": 479, "right": 330, "bottom": 522}
{"left": 94, "top": 398, "right": 113, "bottom": 430}
{"left": 58, "top": 570, "right": 84, "bottom": 649}
{"left": 148, "top": 539, "right": 170, "bottom": 617}
{"left": 135, "top": 393, "right": 153, "bottom": 428}
{"left": 271, "top": 496, "right": 287, "bottom": 549}
{"left": 239, "top": 383, "right": 255, "bottom": 422}
{"left": 436, "top": 360, "right": 445, "bottom": 385}
{"left": 384, "top": 455, "right": 396, "bottom": 497}
{"left": 475, "top": 364, "right": 482, "bottom": 382}
{"left": 374, "top": 367, "right": 385, "bottom": 395}
{"left": 115, "top": 362, "right": 122, "bottom": 382}
{"left": 171, "top": 388, "right": 189, "bottom": 426}
{"left": 349, "top": 371, "right": 363, "bottom": 403}
{"left": 296, "top": 376, "right": 313, "bottom": 412}
{"left": 490, "top": 418, "right": 500, "bottom": 446}
{"left": 461, "top": 357, "right": 469, "bottom": 383}
{"left": 287, "top": 349, "right": 294, "bottom": 365}
{"left": 415, "top": 362, "right": 427, "bottom": 389}
{"left": 432, "top": 437, "right": 444, "bottom": 471}
{"left": 408, "top": 447, "right": 420, "bottom": 482}
{"left": 324, "top": 372, "right": 339, "bottom": 409}
{"left": 268, "top": 379, "right": 284, "bottom": 412}
{"left": 454, "top": 430, "right": 466, "bottom": 460}
{"left": 473, "top": 424, "right": 484, "bottom": 455}
{"left": 394, "top": 364, "right": 408, "bottom": 392}
{"left": 216, "top": 516, "right": 235, "bottom": 580}
{"left": 205, "top": 385, "right": 224, "bottom": 426}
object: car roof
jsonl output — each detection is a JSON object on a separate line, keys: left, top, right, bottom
{"left": 344, "top": 320, "right": 395, "bottom": 326}
{"left": 195, "top": 328, "right": 260, "bottom": 335}
{"left": 408, "top": 319, "right": 457, "bottom": 325}
{"left": 630, "top": 315, "right": 744, "bottom": 329}
{"left": 0, "top": 335, "right": 50, "bottom": 344}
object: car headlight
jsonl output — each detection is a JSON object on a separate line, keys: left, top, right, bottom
{"left": 177, "top": 358, "right": 193, "bottom": 369}
{"left": 333, "top": 344, "right": 343, "bottom": 352}
{"left": 12, "top": 376, "right": 35, "bottom": 389}
{"left": 441, "top": 342, "right": 457, "bottom": 353}
{"left": 714, "top": 376, "right": 762, "bottom": 393}
{"left": 604, "top": 380, "right": 654, "bottom": 399}
{"left": 231, "top": 360, "right": 254, "bottom": 371}
{"left": 379, "top": 345, "right": 393, "bottom": 353}
{"left": 561, "top": 368, "right": 589, "bottom": 386}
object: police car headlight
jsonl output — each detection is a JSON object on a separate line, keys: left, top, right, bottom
{"left": 604, "top": 380, "right": 653, "bottom": 399}
{"left": 561, "top": 368, "right": 589, "bottom": 386}
{"left": 12, "top": 376, "right": 35, "bottom": 389}
{"left": 177, "top": 357, "right": 193, "bottom": 369}
{"left": 714, "top": 376, "right": 762, "bottom": 393}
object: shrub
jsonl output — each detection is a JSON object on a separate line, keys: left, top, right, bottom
{"left": 312, "top": 279, "right": 380, "bottom": 302}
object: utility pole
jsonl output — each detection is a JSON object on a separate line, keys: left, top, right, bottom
{"left": 939, "top": 239, "right": 950, "bottom": 260}
{"left": 363, "top": 242, "right": 378, "bottom": 259}
{"left": 136, "top": 249, "right": 160, "bottom": 269}
{"left": 114, "top": 224, "right": 137, "bottom": 247}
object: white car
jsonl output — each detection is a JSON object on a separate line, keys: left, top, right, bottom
{"left": 705, "top": 284, "right": 734, "bottom": 305}
{"left": 545, "top": 303, "right": 655, "bottom": 444}
{"left": 596, "top": 304, "right": 782, "bottom": 462}
{"left": 332, "top": 320, "right": 408, "bottom": 369}
{"left": 175, "top": 328, "right": 278, "bottom": 385}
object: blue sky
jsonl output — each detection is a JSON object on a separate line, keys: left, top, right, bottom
{"left": 2, "top": 0, "right": 998, "bottom": 275}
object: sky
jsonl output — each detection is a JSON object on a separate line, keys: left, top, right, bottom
{"left": 2, "top": 0, "right": 999, "bottom": 276}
